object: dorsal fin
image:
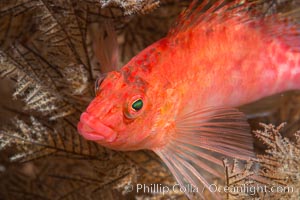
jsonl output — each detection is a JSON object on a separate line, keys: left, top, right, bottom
{"left": 168, "top": 0, "right": 300, "bottom": 52}
{"left": 90, "top": 20, "right": 119, "bottom": 73}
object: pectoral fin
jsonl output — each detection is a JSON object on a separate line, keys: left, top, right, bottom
{"left": 153, "top": 106, "right": 254, "bottom": 199}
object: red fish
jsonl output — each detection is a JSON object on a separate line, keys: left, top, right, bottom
{"left": 78, "top": 0, "right": 300, "bottom": 199}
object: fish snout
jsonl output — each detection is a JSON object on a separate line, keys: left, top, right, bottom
{"left": 77, "top": 112, "right": 117, "bottom": 142}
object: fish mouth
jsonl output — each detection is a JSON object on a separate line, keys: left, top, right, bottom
{"left": 77, "top": 112, "right": 117, "bottom": 142}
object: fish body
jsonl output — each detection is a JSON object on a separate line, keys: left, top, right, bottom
{"left": 78, "top": 0, "right": 300, "bottom": 199}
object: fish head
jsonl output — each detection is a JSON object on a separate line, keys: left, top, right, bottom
{"left": 77, "top": 69, "right": 171, "bottom": 150}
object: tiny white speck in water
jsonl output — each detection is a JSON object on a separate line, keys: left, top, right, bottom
{"left": 0, "top": 165, "right": 6, "bottom": 172}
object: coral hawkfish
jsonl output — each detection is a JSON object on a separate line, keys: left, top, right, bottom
{"left": 78, "top": 0, "right": 300, "bottom": 199}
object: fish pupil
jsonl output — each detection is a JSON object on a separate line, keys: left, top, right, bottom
{"left": 132, "top": 99, "right": 143, "bottom": 111}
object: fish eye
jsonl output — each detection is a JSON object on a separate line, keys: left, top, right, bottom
{"left": 94, "top": 75, "right": 106, "bottom": 96}
{"left": 131, "top": 99, "right": 143, "bottom": 111}
{"left": 124, "top": 95, "right": 146, "bottom": 119}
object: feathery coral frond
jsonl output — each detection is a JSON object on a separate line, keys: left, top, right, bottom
{"left": 224, "top": 123, "right": 300, "bottom": 199}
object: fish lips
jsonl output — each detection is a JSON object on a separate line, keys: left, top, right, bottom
{"left": 77, "top": 112, "right": 117, "bottom": 142}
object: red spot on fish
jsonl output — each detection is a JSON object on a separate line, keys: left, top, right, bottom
{"left": 158, "top": 38, "right": 169, "bottom": 50}
{"left": 271, "top": 45, "right": 276, "bottom": 55}
{"left": 276, "top": 53, "right": 287, "bottom": 65}
{"left": 289, "top": 60, "right": 295, "bottom": 69}
{"left": 131, "top": 69, "right": 138, "bottom": 77}
{"left": 123, "top": 66, "right": 130, "bottom": 73}
{"left": 106, "top": 82, "right": 113, "bottom": 89}
{"left": 135, "top": 59, "right": 143, "bottom": 66}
